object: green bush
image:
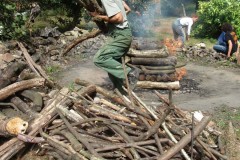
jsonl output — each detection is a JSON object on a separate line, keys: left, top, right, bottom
{"left": 0, "top": 2, "right": 28, "bottom": 40}
{"left": 193, "top": 0, "right": 240, "bottom": 38}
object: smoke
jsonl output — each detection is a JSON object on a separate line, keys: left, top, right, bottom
{"left": 127, "top": 1, "right": 161, "bottom": 37}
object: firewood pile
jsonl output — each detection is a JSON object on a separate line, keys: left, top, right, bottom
{"left": 1, "top": 35, "right": 232, "bottom": 160}
{"left": 126, "top": 39, "right": 187, "bottom": 90}
{"left": 0, "top": 78, "right": 227, "bottom": 160}
{"left": 0, "top": 38, "right": 230, "bottom": 160}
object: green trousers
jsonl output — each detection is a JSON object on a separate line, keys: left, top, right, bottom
{"left": 93, "top": 26, "right": 132, "bottom": 94}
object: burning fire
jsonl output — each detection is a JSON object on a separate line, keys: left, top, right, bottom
{"left": 163, "top": 38, "right": 187, "bottom": 80}
{"left": 176, "top": 67, "right": 187, "bottom": 80}
{"left": 163, "top": 38, "right": 183, "bottom": 56}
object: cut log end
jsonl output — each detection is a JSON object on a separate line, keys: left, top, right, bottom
{"left": 1, "top": 117, "right": 28, "bottom": 136}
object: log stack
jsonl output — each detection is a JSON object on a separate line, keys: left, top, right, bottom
{"left": 126, "top": 47, "right": 186, "bottom": 90}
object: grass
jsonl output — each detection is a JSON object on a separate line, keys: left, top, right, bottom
{"left": 186, "top": 37, "right": 216, "bottom": 48}
{"left": 45, "top": 65, "right": 60, "bottom": 74}
{"left": 213, "top": 105, "right": 240, "bottom": 137}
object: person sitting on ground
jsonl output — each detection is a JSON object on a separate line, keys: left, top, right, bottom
{"left": 213, "top": 23, "right": 239, "bottom": 58}
{"left": 213, "top": 23, "right": 230, "bottom": 54}
{"left": 172, "top": 15, "right": 199, "bottom": 47}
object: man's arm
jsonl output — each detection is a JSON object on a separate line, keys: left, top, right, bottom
{"left": 90, "top": 11, "right": 123, "bottom": 23}
{"left": 227, "top": 40, "right": 233, "bottom": 58}
{"left": 236, "top": 42, "right": 239, "bottom": 57}
{"left": 122, "top": 1, "right": 131, "bottom": 14}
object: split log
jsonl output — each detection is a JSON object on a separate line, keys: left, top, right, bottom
{"left": 127, "top": 48, "right": 169, "bottom": 58}
{"left": 0, "top": 78, "right": 45, "bottom": 101}
{"left": 20, "top": 89, "right": 43, "bottom": 112}
{"left": 57, "top": 105, "right": 84, "bottom": 122}
{"left": 130, "top": 56, "right": 177, "bottom": 66}
{"left": 99, "top": 99, "right": 121, "bottom": 111}
{"left": 0, "top": 62, "right": 27, "bottom": 89}
{"left": 0, "top": 112, "right": 28, "bottom": 137}
{"left": 137, "top": 81, "right": 180, "bottom": 90}
{"left": 61, "top": 29, "right": 102, "bottom": 56}
{"left": 158, "top": 116, "right": 211, "bottom": 160}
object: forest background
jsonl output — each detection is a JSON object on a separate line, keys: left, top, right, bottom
{"left": 0, "top": 0, "right": 240, "bottom": 41}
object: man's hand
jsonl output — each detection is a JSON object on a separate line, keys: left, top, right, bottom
{"left": 89, "top": 11, "right": 99, "bottom": 17}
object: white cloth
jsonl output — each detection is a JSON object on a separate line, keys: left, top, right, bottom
{"left": 101, "top": 0, "right": 128, "bottom": 29}
{"left": 179, "top": 17, "right": 193, "bottom": 36}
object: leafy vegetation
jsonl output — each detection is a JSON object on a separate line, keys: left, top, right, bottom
{"left": 1, "top": 0, "right": 240, "bottom": 40}
{"left": 0, "top": 2, "right": 28, "bottom": 40}
{"left": 193, "top": 0, "right": 240, "bottom": 38}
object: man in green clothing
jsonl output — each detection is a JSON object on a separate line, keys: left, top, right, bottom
{"left": 90, "top": 0, "right": 140, "bottom": 94}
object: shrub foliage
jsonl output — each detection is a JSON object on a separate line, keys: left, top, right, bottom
{"left": 193, "top": 0, "right": 240, "bottom": 38}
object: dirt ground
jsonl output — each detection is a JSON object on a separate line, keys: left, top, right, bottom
{"left": 55, "top": 57, "right": 240, "bottom": 113}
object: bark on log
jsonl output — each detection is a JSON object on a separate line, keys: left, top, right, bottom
{"left": 158, "top": 116, "right": 211, "bottom": 160}
{"left": 0, "top": 78, "right": 45, "bottom": 101}
{"left": 137, "top": 81, "right": 180, "bottom": 90}
{"left": 130, "top": 56, "right": 177, "bottom": 66}
{"left": 127, "top": 48, "right": 169, "bottom": 58}
{"left": 0, "top": 113, "right": 28, "bottom": 137}
{"left": 61, "top": 29, "right": 102, "bottom": 56}
{"left": 0, "top": 62, "right": 27, "bottom": 89}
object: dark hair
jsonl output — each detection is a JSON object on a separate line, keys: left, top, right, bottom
{"left": 221, "top": 23, "right": 233, "bottom": 32}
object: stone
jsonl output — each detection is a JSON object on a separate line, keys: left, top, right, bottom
{"left": 2, "top": 53, "right": 15, "bottom": 63}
